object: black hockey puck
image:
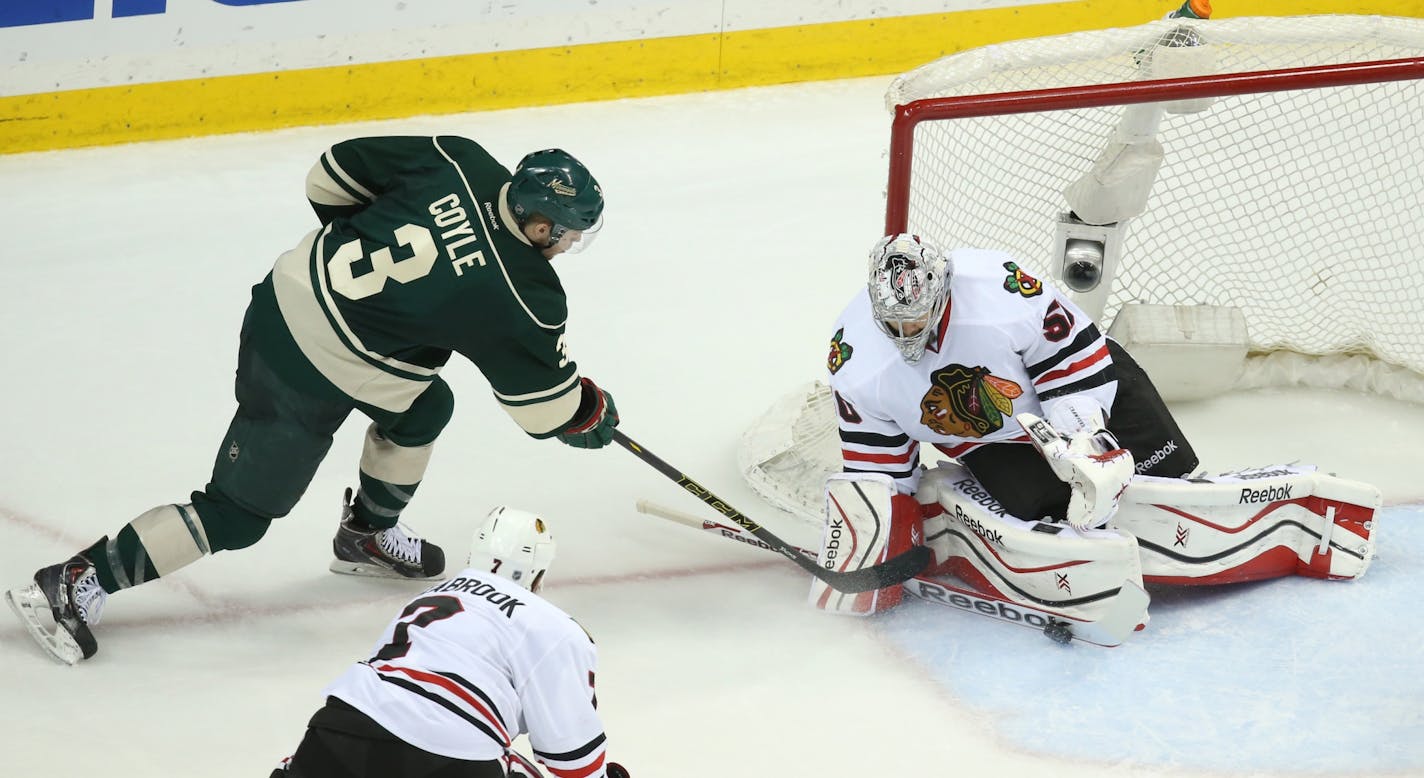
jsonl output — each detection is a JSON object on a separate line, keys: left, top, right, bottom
{"left": 1043, "top": 620, "right": 1073, "bottom": 645}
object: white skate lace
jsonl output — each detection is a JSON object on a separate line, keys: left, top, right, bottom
{"left": 377, "top": 525, "right": 423, "bottom": 565}
{"left": 72, "top": 568, "right": 106, "bottom": 626}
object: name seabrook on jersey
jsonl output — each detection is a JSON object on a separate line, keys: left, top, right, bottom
{"left": 427, "top": 576, "right": 526, "bottom": 617}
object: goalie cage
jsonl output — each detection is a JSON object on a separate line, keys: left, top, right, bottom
{"left": 738, "top": 14, "right": 1424, "bottom": 525}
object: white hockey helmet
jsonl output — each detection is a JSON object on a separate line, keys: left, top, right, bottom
{"left": 867, "top": 233, "right": 952, "bottom": 363}
{"left": 468, "top": 506, "right": 557, "bottom": 592}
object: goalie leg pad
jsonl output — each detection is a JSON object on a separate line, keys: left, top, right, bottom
{"left": 1115, "top": 465, "right": 1379, "bottom": 584}
{"left": 916, "top": 462, "right": 1148, "bottom": 630}
{"left": 809, "top": 473, "right": 923, "bottom": 616}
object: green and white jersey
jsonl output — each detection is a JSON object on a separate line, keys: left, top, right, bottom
{"left": 264, "top": 135, "right": 582, "bottom": 437}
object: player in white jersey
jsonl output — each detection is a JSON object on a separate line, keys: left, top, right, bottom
{"left": 274, "top": 507, "right": 629, "bottom": 778}
{"left": 810, "top": 235, "right": 1378, "bottom": 633}
{"left": 828, "top": 233, "right": 1196, "bottom": 518}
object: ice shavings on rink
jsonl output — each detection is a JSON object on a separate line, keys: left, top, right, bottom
{"left": 876, "top": 503, "right": 1424, "bottom": 774}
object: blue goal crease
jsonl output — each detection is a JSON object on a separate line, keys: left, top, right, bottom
{"left": 874, "top": 504, "right": 1424, "bottom": 774}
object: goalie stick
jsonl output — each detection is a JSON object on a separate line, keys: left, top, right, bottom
{"left": 613, "top": 430, "right": 930, "bottom": 593}
{"left": 634, "top": 499, "right": 1146, "bottom": 647}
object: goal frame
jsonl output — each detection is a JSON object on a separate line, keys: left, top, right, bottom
{"left": 739, "top": 34, "right": 1424, "bottom": 527}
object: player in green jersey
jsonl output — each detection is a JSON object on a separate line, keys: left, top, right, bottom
{"left": 5, "top": 136, "right": 620, "bottom": 665}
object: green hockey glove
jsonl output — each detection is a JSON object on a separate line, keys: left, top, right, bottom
{"left": 557, "top": 377, "right": 619, "bottom": 449}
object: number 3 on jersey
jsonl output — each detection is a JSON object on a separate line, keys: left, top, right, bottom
{"left": 328, "top": 224, "right": 439, "bottom": 300}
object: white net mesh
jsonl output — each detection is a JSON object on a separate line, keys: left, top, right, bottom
{"left": 740, "top": 15, "right": 1424, "bottom": 524}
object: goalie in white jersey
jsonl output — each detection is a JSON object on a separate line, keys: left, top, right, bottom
{"left": 275, "top": 507, "right": 629, "bottom": 778}
{"left": 811, "top": 235, "right": 1378, "bottom": 637}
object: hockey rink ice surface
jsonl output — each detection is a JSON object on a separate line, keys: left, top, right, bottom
{"left": 2, "top": 77, "right": 1422, "bottom": 777}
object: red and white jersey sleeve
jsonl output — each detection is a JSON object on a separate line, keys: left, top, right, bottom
{"left": 521, "top": 631, "right": 607, "bottom": 778}
{"left": 825, "top": 248, "right": 1116, "bottom": 494}
{"left": 322, "top": 570, "right": 608, "bottom": 772}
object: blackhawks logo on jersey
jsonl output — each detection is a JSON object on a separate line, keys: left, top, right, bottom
{"left": 919, "top": 364, "right": 1024, "bottom": 437}
{"left": 827, "top": 328, "right": 853, "bottom": 374}
{"left": 1002, "top": 262, "right": 1043, "bottom": 297}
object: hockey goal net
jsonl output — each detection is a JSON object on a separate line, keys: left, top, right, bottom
{"left": 740, "top": 15, "right": 1424, "bottom": 524}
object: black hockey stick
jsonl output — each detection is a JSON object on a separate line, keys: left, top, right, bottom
{"left": 612, "top": 429, "right": 931, "bottom": 593}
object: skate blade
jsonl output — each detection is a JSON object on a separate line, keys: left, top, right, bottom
{"left": 328, "top": 560, "right": 443, "bottom": 581}
{"left": 5, "top": 585, "right": 84, "bottom": 666}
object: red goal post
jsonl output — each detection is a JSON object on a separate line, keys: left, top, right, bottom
{"left": 740, "top": 15, "right": 1424, "bottom": 526}
{"left": 885, "top": 57, "right": 1424, "bottom": 235}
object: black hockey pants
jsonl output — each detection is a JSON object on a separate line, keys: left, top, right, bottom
{"left": 195, "top": 286, "right": 454, "bottom": 550}
{"left": 276, "top": 697, "right": 504, "bottom": 778}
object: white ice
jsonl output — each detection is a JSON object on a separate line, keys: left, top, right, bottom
{"left": 1, "top": 77, "right": 1421, "bottom": 777}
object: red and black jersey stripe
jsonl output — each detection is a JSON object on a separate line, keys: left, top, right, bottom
{"left": 535, "top": 733, "right": 609, "bottom": 778}
{"left": 1026, "top": 324, "right": 1115, "bottom": 399}
{"left": 372, "top": 663, "right": 511, "bottom": 746}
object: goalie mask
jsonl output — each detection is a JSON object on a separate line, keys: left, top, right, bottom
{"left": 507, "top": 148, "right": 605, "bottom": 254}
{"left": 468, "top": 506, "right": 558, "bottom": 592}
{"left": 868, "top": 233, "right": 952, "bottom": 363}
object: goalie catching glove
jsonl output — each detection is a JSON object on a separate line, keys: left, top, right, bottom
{"left": 557, "top": 377, "right": 620, "bottom": 449}
{"left": 1019, "top": 409, "right": 1134, "bottom": 532}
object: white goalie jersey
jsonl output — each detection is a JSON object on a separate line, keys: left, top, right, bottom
{"left": 827, "top": 247, "right": 1116, "bottom": 493}
{"left": 323, "top": 569, "right": 609, "bottom": 775}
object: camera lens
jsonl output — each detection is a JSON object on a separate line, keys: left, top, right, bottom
{"left": 1062, "top": 239, "right": 1104, "bottom": 292}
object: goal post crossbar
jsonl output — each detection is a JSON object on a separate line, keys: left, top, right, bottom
{"left": 886, "top": 56, "right": 1424, "bottom": 234}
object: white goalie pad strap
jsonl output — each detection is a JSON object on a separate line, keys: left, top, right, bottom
{"left": 129, "top": 503, "right": 211, "bottom": 577}
{"left": 1114, "top": 465, "right": 1380, "bottom": 583}
{"left": 809, "top": 472, "right": 905, "bottom": 616}
{"left": 918, "top": 463, "right": 1148, "bottom": 630}
{"left": 359, "top": 424, "right": 436, "bottom": 485}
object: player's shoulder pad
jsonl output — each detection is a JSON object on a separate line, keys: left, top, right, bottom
{"left": 826, "top": 289, "right": 905, "bottom": 388}
{"left": 514, "top": 273, "right": 569, "bottom": 329}
{"left": 569, "top": 616, "right": 596, "bottom": 646}
{"left": 949, "top": 247, "right": 1043, "bottom": 295}
{"left": 432, "top": 135, "right": 499, "bottom": 166}
{"left": 949, "top": 248, "right": 1060, "bottom": 323}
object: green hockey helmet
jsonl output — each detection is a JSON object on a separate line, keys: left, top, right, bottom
{"left": 507, "top": 149, "right": 604, "bottom": 251}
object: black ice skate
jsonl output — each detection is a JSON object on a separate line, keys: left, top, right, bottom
{"left": 330, "top": 488, "right": 445, "bottom": 580}
{"left": 5, "top": 555, "right": 107, "bottom": 665}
